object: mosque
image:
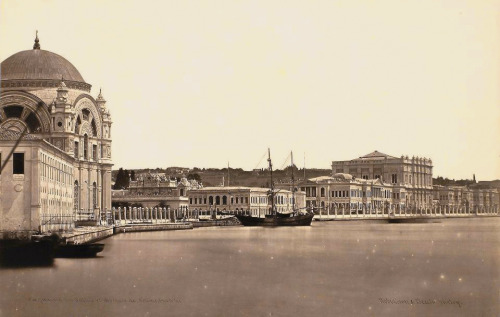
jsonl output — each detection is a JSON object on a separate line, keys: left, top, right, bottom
{"left": 0, "top": 33, "right": 113, "bottom": 239}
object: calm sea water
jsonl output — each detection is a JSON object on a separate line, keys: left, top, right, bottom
{"left": 1, "top": 218, "right": 499, "bottom": 317}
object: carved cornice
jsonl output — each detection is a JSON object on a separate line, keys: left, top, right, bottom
{"left": 1, "top": 79, "right": 91, "bottom": 92}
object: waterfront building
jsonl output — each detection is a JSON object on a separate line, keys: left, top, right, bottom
{"left": 433, "top": 185, "right": 499, "bottom": 214}
{"left": 111, "top": 174, "right": 201, "bottom": 210}
{"left": 299, "top": 174, "right": 404, "bottom": 214}
{"left": 0, "top": 34, "right": 113, "bottom": 238}
{"left": 332, "top": 151, "right": 433, "bottom": 210}
{"left": 187, "top": 186, "right": 305, "bottom": 216}
{"left": 298, "top": 173, "right": 499, "bottom": 217}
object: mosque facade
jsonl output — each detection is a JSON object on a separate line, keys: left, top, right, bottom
{"left": 0, "top": 34, "right": 112, "bottom": 238}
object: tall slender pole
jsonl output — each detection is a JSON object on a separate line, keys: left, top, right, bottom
{"left": 268, "top": 148, "right": 275, "bottom": 221}
{"left": 303, "top": 152, "right": 306, "bottom": 181}
{"left": 291, "top": 151, "right": 295, "bottom": 214}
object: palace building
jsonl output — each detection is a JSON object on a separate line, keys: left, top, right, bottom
{"left": 187, "top": 187, "right": 306, "bottom": 216}
{"left": 332, "top": 151, "right": 433, "bottom": 209}
{"left": 111, "top": 173, "right": 202, "bottom": 210}
{"left": 0, "top": 34, "right": 113, "bottom": 238}
{"left": 299, "top": 174, "right": 403, "bottom": 214}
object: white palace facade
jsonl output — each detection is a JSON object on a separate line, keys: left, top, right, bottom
{"left": 332, "top": 151, "right": 433, "bottom": 210}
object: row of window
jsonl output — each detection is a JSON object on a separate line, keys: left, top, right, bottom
{"left": 41, "top": 199, "right": 73, "bottom": 214}
{"left": 189, "top": 196, "right": 245, "bottom": 206}
{"left": 41, "top": 186, "right": 72, "bottom": 198}
{"left": 336, "top": 169, "right": 434, "bottom": 186}
{"left": 302, "top": 185, "right": 403, "bottom": 200}
{"left": 189, "top": 195, "right": 294, "bottom": 206}
{"left": 250, "top": 196, "right": 268, "bottom": 204}
{"left": 73, "top": 181, "right": 98, "bottom": 210}
{"left": 74, "top": 136, "right": 99, "bottom": 161}
{"left": 41, "top": 153, "right": 73, "bottom": 185}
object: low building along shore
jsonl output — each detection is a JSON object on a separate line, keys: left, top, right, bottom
{"left": 188, "top": 186, "right": 306, "bottom": 216}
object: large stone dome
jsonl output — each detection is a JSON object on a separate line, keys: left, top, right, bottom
{"left": 1, "top": 49, "right": 85, "bottom": 82}
{"left": 0, "top": 35, "right": 91, "bottom": 92}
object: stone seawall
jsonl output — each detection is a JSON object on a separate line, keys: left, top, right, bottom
{"left": 113, "top": 223, "right": 193, "bottom": 234}
{"left": 192, "top": 218, "right": 241, "bottom": 228}
{"left": 62, "top": 227, "right": 114, "bottom": 244}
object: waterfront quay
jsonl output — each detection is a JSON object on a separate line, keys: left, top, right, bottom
{"left": 59, "top": 207, "right": 198, "bottom": 244}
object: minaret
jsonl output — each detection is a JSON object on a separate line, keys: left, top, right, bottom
{"left": 96, "top": 88, "right": 106, "bottom": 109}
{"left": 51, "top": 77, "right": 74, "bottom": 152}
{"left": 97, "top": 89, "right": 112, "bottom": 162}
{"left": 56, "top": 77, "right": 69, "bottom": 103}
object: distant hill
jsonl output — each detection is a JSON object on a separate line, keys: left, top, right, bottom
{"left": 473, "top": 180, "right": 500, "bottom": 189}
{"left": 112, "top": 166, "right": 331, "bottom": 188}
{"left": 433, "top": 177, "right": 500, "bottom": 189}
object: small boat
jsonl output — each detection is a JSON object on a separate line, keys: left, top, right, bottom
{"left": 0, "top": 234, "right": 60, "bottom": 265}
{"left": 235, "top": 149, "right": 314, "bottom": 227}
{"left": 55, "top": 243, "right": 105, "bottom": 258}
{"left": 236, "top": 212, "right": 314, "bottom": 226}
{"left": 388, "top": 213, "right": 441, "bottom": 224}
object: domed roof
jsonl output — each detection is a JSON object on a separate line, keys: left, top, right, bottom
{"left": 1, "top": 49, "right": 85, "bottom": 82}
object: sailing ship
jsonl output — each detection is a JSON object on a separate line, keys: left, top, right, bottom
{"left": 235, "top": 149, "right": 314, "bottom": 226}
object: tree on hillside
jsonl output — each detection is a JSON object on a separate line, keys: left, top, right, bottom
{"left": 123, "top": 169, "right": 130, "bottom": 188}
{"left": 187, "top": 173, "right": 201, "bottom": 182}
{"left": 114, "top": 168, "right": 125, "bottom": 189}
{"left": 114, "top": 168, "right": 131, "bottom": 189}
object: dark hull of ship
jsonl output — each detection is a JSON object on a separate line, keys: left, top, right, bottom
{"left": 235, "top": 213, "right": 314, "bottom": 226}
{"left": 388, "top": 217, "right": 441, "bottom": 224}
{"left": 55, "top": 243, "right": 105, "bottom": 258}
{"left": 0, "top": 239, "right": 57, "bottom": 265}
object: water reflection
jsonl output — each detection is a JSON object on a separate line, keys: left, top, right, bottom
{"left": 0, "top": 257, "right": 55, "bottom": 269}
{"left": 0, "top": 218, "right": 498, "bottom": 316}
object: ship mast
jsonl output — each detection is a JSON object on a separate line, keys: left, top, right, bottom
{"left": 291, "top": 151, "right": 295, "bottom": 214}
{"left": 267, "top": 148, "right": 276, "bottom": 220}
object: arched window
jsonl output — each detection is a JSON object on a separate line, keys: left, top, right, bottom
{"left": 3, "top": 105, "right": 23, "bottom": 118}
{"left": 82, "top": 109, "right": 90, "bottom": 121}
{"left": 74, "top": 181, "right": 79, "bottom": 211}
{"left": 216, "top": 196, "right": 220, "bottom": 205}
{"left": 321, "top": 188, "right": 325, "bottom": 197}
{"left": 83, "top": 134, "right": 88, "bottom": 160}
{"left": 223, "top": 196, "right": 227, "bottom": 205}
{"left": 209, "top": 196, "right": 214, "bottom": 205}
{"left": 91, "top": 119, "right": 97, "bottom": 137}
{"left": 25, "top": 111, "right": 41, "bottom": 132}
{"left": 92, "top": 182, "right": 97, "bottom": 209}
{"left": 1, "top": 106, "right": 42, "bottom": 133}
{"left": 75, "top": 116, "right": 81, "bottom": 133}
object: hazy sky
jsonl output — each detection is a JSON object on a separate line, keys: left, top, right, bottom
{"left": 1, "top": 0, "right": 499, "bottom": 180}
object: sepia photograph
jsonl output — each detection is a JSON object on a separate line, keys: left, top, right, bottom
{"left": 0, "top": 0, "right": 499, "bottom": 316}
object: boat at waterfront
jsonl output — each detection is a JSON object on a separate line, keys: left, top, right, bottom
{"left": 235, "top": 149, "right": 314, "bottom": 227}
{"left": 0, "top": 234, "right": 60, "bottom": 265}
{"left": 236, "top": 212, "right": 314, "bottom": 226}
{"left": 388, "top": 215, "right": 441, "bottom": 224}
{"left": 55, "top": 243, "right": 105, "bottom": 258}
